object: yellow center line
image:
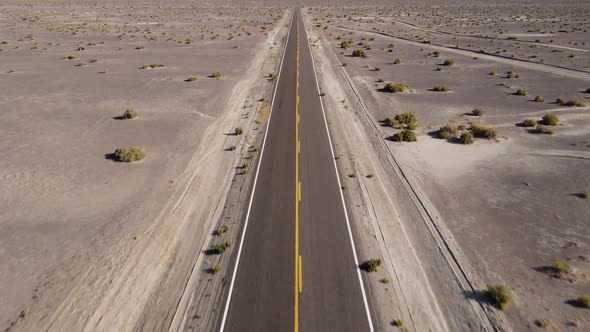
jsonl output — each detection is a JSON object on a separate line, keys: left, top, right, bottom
{"left": 299, "top": 255, "right": 303, "bottom": 293}
{"left": 294, "top": 16, "right": 300, "bottom": 332}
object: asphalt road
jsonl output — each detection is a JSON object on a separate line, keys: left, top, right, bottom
{"left": 221, "top": 9, "right": 372, "bottom": 331}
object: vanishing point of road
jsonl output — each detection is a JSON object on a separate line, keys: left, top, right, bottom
{"left": 220, "top": 8, "right": 374, "bottom": 331}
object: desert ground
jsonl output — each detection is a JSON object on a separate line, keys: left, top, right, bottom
{"left": 1, "top": 0, "right": 589, "bottom": 331}
{"left": 304, "top": 1, "right": 590, "bottom": 331}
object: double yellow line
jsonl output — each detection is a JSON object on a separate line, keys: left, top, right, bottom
{"left": 294, "top": 16, "right": 302, "bottom": 332}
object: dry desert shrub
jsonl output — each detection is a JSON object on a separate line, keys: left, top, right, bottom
{"left": 114, "top": 147, "right": 146, "bottom": 162}
{"left": 460, "top": 132, "right": 474, "bottom": 144}
{"left": 391, "top": 129, "right": 417, "bottom": 142}
{"left": 485, "top": 284, "right": 512, "bottom": 310}
{"left": 472, "top": 108, "right": 484, "bottom": 116}
{"left": 522, "top": 118, "right": 537, "bottom": 127}
{"left": 470, "top": 121, "right": 498, "bottom": 139}
{"left": 352, "top": 49, "right": 367, "bottom": 58}
{"left": 437, "top": 125, "right": 458, "bottom": 139}
{"left": 433, "top": 85, "right": 452, "bottom": 92}
{"left": 542, "top": 113, "right": 559, "bottom": 126}
{"left": 123, "top": 109, "right": 138, "bottom": 119}
{"left": 535, "top": 125, "right": 555, "bottom": 135}
{"left": 563, "top": 98, "right": 586, "bottom": 107}
{"left": 383, "top": 82, "right": 408, "bottom": 93}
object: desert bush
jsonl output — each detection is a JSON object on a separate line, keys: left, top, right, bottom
{"left": 383, "top": 82, "right": 408, "bottom": 93}
{"left": 470, "top": 122, "right": 498, "bottom": 139}
{"left": 340, "top": 41, "right": 349, "bottom": 49}
{"left": 352, "top": 49, "right": 367, "bottom": 58}
{"left": 579, "top": 191, "right": 589, "bottom": 199}
{"left": 113, "top": 147, "right": 146, "bottom": 162}
{"left": 584, "top": 88, "right": 590, "bottom": 94}
{"left": 268, "top": 72, "right": 277, "bottom": 81}
{"left": 489, "top": 70, "right": 498, "bottom": 76}
{"left": 443, "top": 58, "right": 455, "bottom": 66}
{"left": 506, "top": 71, "right": 521, "bottom": 78}
{"left": 76, "top": 46, "right": 85, "bottom": 51}
{"left": 563, "top": 98, "right": 586, "bottom": 107}
{"left": 374, "top": 67, "right": 381, "bottom": 71}
{"left": 380, "top": 277, "right": 389, "bottom": 283}
{"left": 522, "top": 118, "right": 537, "bottom": 127}
{"left": 392, "top": 319, "right": 404, "bottom": 327}
{"left": 141, "top": 64, "right": 164, "bottom": 69}
{"left": 394, "top": 113, "right": 417, "bottom": 128}
{"left": 217, "top": 225, "right": 228, "bottom": 235}
{"left": 535, "top": 320, "right": 551, "bottom": 329}
{"left": 460, "top": 132, "right": 474, "bottom": 144}
{"left": 533, "top": 96, "right": 545, "bottom": 102}
{"left": 393, "top": 58, "right": 401, "bottom": 64}
{"left": 123, "top": 109, "right": 138, "bottom": 119}
{"left": 577, "top": 296, "right": 590, "bottom": 308}
{"left": 384, "top": 117, "right": 400, "bottom": 128}
{"left": 362, "top": 258, "right": 382, "bottom": 272}
{"left": 185, "top": 76, "right": 198, "bottom": 82}
{"left": 553, "top": 260, "right": 570, "bottom": 274}
{"left": 214, "top": 244, "right": 226, "bottom": 254}
{"left": 472, "top": 108, "right": 484, "bottom": 116}
{"left": 235, "top": 127, "right": 243, "bottom": 135}
{"left": 213, "top": 265, "right": 221, "bottom": 274}
{"left": 485, "top": 284, "right": 512, "bottom": 310}
{"left": 437, "top": 125, "right": 458, "bottom": 139}
{"left": 433, "top": 85, "right": 452, "bottom": 92}
{"left": 391, "top": 129, "right": 417, "bottom": 142}
{"left": 514, "top": 88, "right": 528, "bottom": 96}
{"left": 542, "top": 113, "right": 559, "bottom": 126}
{"left": 66, "top": 55, "right": 78, "bottom": 60}
{"left": 535, "top": 125, "right": 555, "bottom": 135}
{"left": 211, "top": 71, "right": 222, "bottom": 78}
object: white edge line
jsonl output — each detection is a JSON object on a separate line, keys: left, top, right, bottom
{"left": 218, "top": 10, "right": 294, "bottom": 332}
{"left": 300, "top": 9, "right": 375, "bottom": 332}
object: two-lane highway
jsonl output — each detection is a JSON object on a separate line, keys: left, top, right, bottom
{"left": 220, "top": 9, "right": 373, "bottom": 331}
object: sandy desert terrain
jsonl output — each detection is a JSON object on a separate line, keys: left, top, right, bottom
{"left": 1, "top": 0, "right": 589, "bottom": 331}
{"left": 304, "top": 2, "right": 589, "bottom": 331}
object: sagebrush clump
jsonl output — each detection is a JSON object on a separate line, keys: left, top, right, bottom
{"left": 437, "top": 125, "right": 458, "bottom": 139}
{"left": 563, "top": 98, "right": 586, "bottom": 107}
{"left": 542, "top": 113, "right": 559, "bottom": 126}
{"left": 443, "top": 58, "right": 455, "bottom": 66}
{"left": 486, "top": 284, "right": 512, "bottom": 310}
{"left": 433, "top": 85, "right": 452, "bottom": 92}
{"left": 352, "top": 49, "right": 367, "bottom": 58}
{"left": 460, "top": 132, "right": 474, "bottom": 144}
{"left": 363, "top": 259, "right": 382, "bottom": 272}
{"left": 393, "top": 112, "right": 417, "bottom": 129}
{"left": 123, "top": 109, "right": 138, "bottom": 119}
{"left": 383, "top": 82, "right": 408, "bottom": 93}
{"left": 391, "top": 129, "right": 417, "bottom": 142}
{"left": 522, "top": 118, "right": 537, "bottom": 127}
{"left": 470, "top": 122, "right": 498, "bottom": 139}
{"left": 113, "top": 147, "right": 146, "bottom": 162}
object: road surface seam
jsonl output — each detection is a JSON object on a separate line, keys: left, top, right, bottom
{"left": 218, "top": 11, "right": 294, "bottom": 332}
